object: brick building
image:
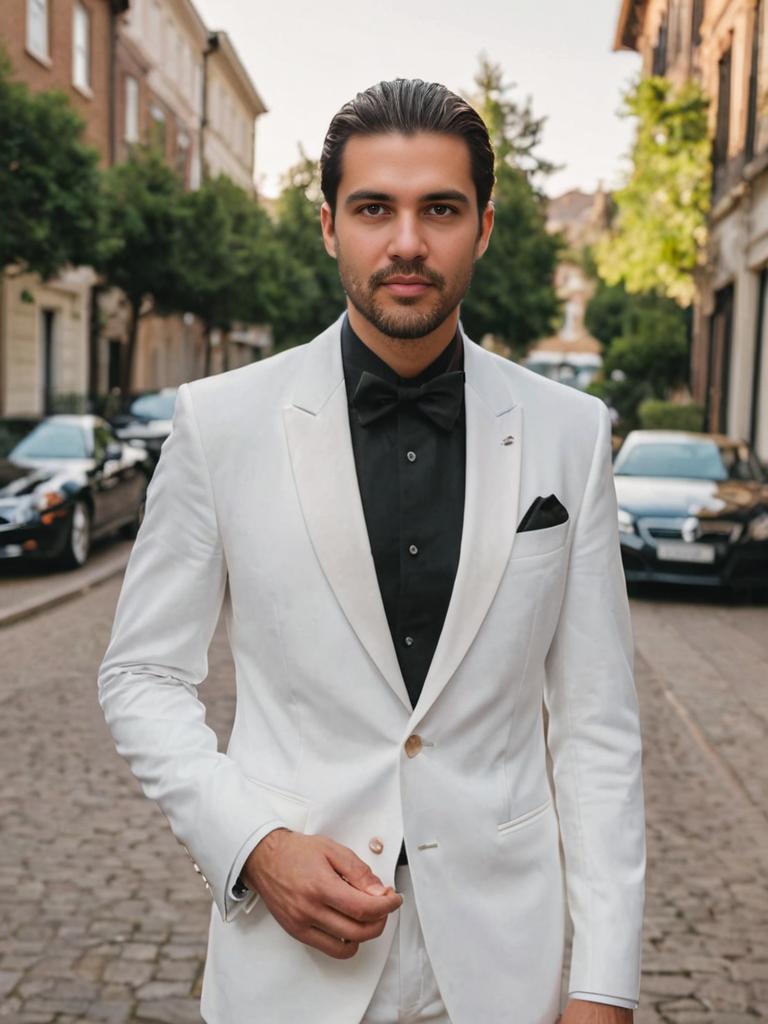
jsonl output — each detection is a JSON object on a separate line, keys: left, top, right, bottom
{"left": 1, "top": 0, "right": 268, "bottom": 414}
{"left": 615, "top": 0, "right": 768, "bottom": 461}
{"left": 0, "top": 0, "right": 123, "bottom": 415}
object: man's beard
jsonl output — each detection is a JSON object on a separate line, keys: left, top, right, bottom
{"left": 336, "top": 249, "right": 475, "bottom": 341}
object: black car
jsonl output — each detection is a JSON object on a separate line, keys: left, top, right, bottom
{"left": 614, "top": 430, "right": 768, "bottom": 593}
{"left": 0, "top": 415, "right": 149, "bottom": 569}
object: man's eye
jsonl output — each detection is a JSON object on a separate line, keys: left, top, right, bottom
{"left": 428, "top": 205, "right": 456, "bottom": 217}
{"left": 360, "top": 204, "right": 387, "bottom": 216}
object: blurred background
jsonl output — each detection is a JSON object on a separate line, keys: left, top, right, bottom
{"left": 1, "top": 0, "right": 767, "bottom": 1021}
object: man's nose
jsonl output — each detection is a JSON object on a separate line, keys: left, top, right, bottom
{"left": 386, "top": 213, "right": 428, "bottom": 262}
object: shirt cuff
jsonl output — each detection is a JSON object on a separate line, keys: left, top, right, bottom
{"left": 225, "top": 820, "right": 286, "bottom": 913}
{"left": 569, "top": 992, "right": 638, "bottom": 1010}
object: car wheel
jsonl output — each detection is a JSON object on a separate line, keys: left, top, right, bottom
{"left": 121, "top": 492, "right": 146, "bottom": 540}
{"left": 59, "top": 501, "right": 91, "bottom": 569}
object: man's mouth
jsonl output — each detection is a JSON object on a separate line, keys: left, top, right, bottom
{"left": 381, "top": 276, "right": 434, "bottom": 297}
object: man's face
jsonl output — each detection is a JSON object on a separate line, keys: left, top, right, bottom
{"left": 321, "top": 132, "right": 494, "bottom": 341}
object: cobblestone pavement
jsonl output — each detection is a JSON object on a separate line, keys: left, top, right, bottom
{"left": 0, "top": 576, "right": 766, "bottom": 1023}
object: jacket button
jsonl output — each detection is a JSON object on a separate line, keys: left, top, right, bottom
{"left": 404, "top": 734, "right": 423, "bottom": 758}
{"left": 368, "top": 837, "right": 384, "bottom": 855}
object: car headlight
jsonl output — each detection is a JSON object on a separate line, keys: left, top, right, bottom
{"left": 748, "top": 511, "right": 768, "bottom": 542}
{"left": 618, "top": 507, "right": 635, "bottom": 534}
{"left": 37, "top": 490, "right": 67, "bottom": 511}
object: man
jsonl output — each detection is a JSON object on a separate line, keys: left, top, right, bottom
{"left": 99, "top": 79, "right": 645, "bottom": 1024}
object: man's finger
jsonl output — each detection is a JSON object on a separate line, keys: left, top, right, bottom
{"left": 324, "top": 841, "right": 388, "bottom": 896}
{"left": 303, "top": 926, "right": 360, "bottom": 960}
{"left": 312, "top": 903, "right": 389, "bottom": 944}
{"left": 323, "top": 871, "right": 402, "bottom": 922}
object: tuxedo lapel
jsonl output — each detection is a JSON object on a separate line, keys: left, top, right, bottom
{"left": 283, "top": 319, "right": 411, "bottom": 711}
{"left": 410, "top": 337, "right": 523, "bottom": 727}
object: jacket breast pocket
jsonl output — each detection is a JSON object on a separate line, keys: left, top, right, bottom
{"left": 511, "top": 518, "right": 569, "bottom": 561}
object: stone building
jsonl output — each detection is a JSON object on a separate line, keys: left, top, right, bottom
{"left": 615, "top": 0, "right": 768, "bottom": 460}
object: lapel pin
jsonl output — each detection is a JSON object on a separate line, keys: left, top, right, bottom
{"left": 501, "top": 435, "right": 515, "bottom": 446}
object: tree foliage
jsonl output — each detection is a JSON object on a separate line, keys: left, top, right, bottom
{"left": 595, "top": 76, "right": 711, "bottom": 307}
{"left": 461, "top": 56, "right": 561, "bottom": 352}
{"left": 0, "top": 51, "right": 102, "bottom": 279}
{"left": 588, "top": 283, "right": 691, "bottom": 429}
{"left": 270, "top": 154, "right": 345, "bottom": 349}
{"left": 95, "top": 147, "right": 186, "bottom": 391}
{"left": 169, "top": 175, "right": 280, "bottom": 372}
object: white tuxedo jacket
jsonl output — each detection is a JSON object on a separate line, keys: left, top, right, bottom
{"left": 99, "top": 317, "right": 645, "bottom": 1024}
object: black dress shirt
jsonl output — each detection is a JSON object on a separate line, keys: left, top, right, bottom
{"left": 341, "top": 315, "right": 466, "bottom": 708}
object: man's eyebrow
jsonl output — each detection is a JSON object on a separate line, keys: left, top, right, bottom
{"left": 344, "top": 191, "right": 394, "bottom": 206}
{"left": 421, "top": 190, "right": 470, "bottom": 205}
{"left": 343, "top": 189, "right": 471, "bottom": 206}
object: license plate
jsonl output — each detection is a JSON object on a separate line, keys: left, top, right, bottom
{"left": 656, "top": 541, "right": 715, "bottom": 564}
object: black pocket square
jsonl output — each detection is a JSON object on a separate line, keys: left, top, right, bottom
{"left": 517, "top": 494, "right": 569, "bottom": 533}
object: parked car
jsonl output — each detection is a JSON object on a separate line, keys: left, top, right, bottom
{"left": 0, "top": 415, "right": 149, "bottom": 569}
{"left": 613, "top": 430, "right": 768, "bottom": 593}
{"left": 111, "top": 388, "right": 177, "bottom": 469}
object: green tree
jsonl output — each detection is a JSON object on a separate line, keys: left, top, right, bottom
{"left": 461, "top": 56, "right": 561, "bottom": 352}
{"left": 96, "top": 147, "right": 186, "bottom": 393}
{"left": 461, "top": 165, "right": 562, "bottom": 352}
{"left": 0, "top": 51, "right": 102, "bottom": 279}
{"left": 592, "top": 297, "right": 691, "bottom": 429}
{"left": 270, "top": 154, "right": 345, "bottom": 349}
{"left": 471, "top": 54, "right": 559, "bottom": 189}
{"left": 170, "top": 175, "right": 279, "bottom": 374}
{"left": 595, "top": 76, "right": 711, "bottom": 306}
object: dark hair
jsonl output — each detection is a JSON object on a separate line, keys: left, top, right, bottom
{"left": 320, "top": 78, "right": 495, "bottom": 221}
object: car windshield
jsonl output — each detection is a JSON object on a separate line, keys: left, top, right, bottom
{"left": 9, "top": 421, "right": 90, "bottom": 460}
{"left": 614, "top": 439, "right": 765, "bottom": 482}
{"left": 129, "top": 392, "right": 176, "bottom": 421}
{"left": 0, "top": 420, "right": 41, "bottom": 458}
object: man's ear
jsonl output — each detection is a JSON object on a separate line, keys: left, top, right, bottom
{"left": 320, "top": 201, "right": 338, "bottom": 260}
{"left": 474, "top": 201, "right": 495, "bottom": 261}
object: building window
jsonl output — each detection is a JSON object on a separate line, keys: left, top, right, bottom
{"left": 27, "top": 0, "right": 49, "bottom": 60}
{"left": 175, "top": 127, "right": 190, "bottom": 179}
{"left": 149, "top": 102, "right": 166, "bottom": 154}
{"left": 747, "top": 0, "right": 768, "bottom": 157}
{"left": 706, "top": 283, "right": 734, "bottom": 434}
{"left": 652, "top": 10, "right": 668, "bottom": 75}
{"left": 125, "top": 76, "right": 139, "bottom": 143}
{"left": 73, "top": 2, "right": 91, "bottom": 91}
{"left": 691, "top": 0, "right": 705, "bottom": 49}
{"left": 713, "top": 42, "right": 733, "bottom": 184}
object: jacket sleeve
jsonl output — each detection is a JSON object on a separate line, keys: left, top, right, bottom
{"left": 543, "top": 400, "right": 646, "bottom": 1001}
{"left": 98, "top": 382, "right": 287, "bottom": 922}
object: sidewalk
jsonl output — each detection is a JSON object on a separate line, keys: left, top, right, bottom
{"left": 0, "top": 541, "right": 132, "bottom": 628}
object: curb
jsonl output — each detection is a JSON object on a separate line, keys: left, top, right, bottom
{"left": 0, "top": 554, "right": 129, "bottom": 628}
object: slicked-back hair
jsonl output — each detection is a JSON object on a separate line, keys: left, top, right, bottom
{"left": 320, "top": 79, "right": 495, "bottom": 222}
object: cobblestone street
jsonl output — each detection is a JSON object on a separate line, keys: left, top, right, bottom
{"left": 0, "top": 576, "right": 766, "bottom": 1023}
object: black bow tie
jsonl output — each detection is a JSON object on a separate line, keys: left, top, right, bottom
{"left": 351, "top": 369, "right": 465, "bottom": 432}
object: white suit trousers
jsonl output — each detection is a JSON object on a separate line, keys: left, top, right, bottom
{"left": 361, "top": 867, "right": 452, "bottom": 1024}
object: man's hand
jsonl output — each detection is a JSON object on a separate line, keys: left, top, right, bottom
{"left": 560, "top": 1000, "right": 633, "bottom": 1023}
{"left": 242, "top": 829, "right": 402, "bottom": 960}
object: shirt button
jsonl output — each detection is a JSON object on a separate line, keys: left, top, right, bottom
{"left": 404, "top": 734, "right": 423, "bottom": 758}
{"left": 406, "top": 450, "right": 417, "bottom": 462}
{"left": 368, "top": 837, "right": 384, "bottom": 855}
{"left": 408, "top": 544, "right": 418, "bottom": 556}
{"left": 404, "top": 635, "right": 414, "bottom": 647}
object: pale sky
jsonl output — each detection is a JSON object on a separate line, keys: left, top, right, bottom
{"left": 193, "top": 0, "right": 642, "bottom": 200}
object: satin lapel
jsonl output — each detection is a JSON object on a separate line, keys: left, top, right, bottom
{"left": 409, "top": 341, "right": 522, "bottom": 727}
{"left": 283, "top": 322, "right": 411, "bottom": 711}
